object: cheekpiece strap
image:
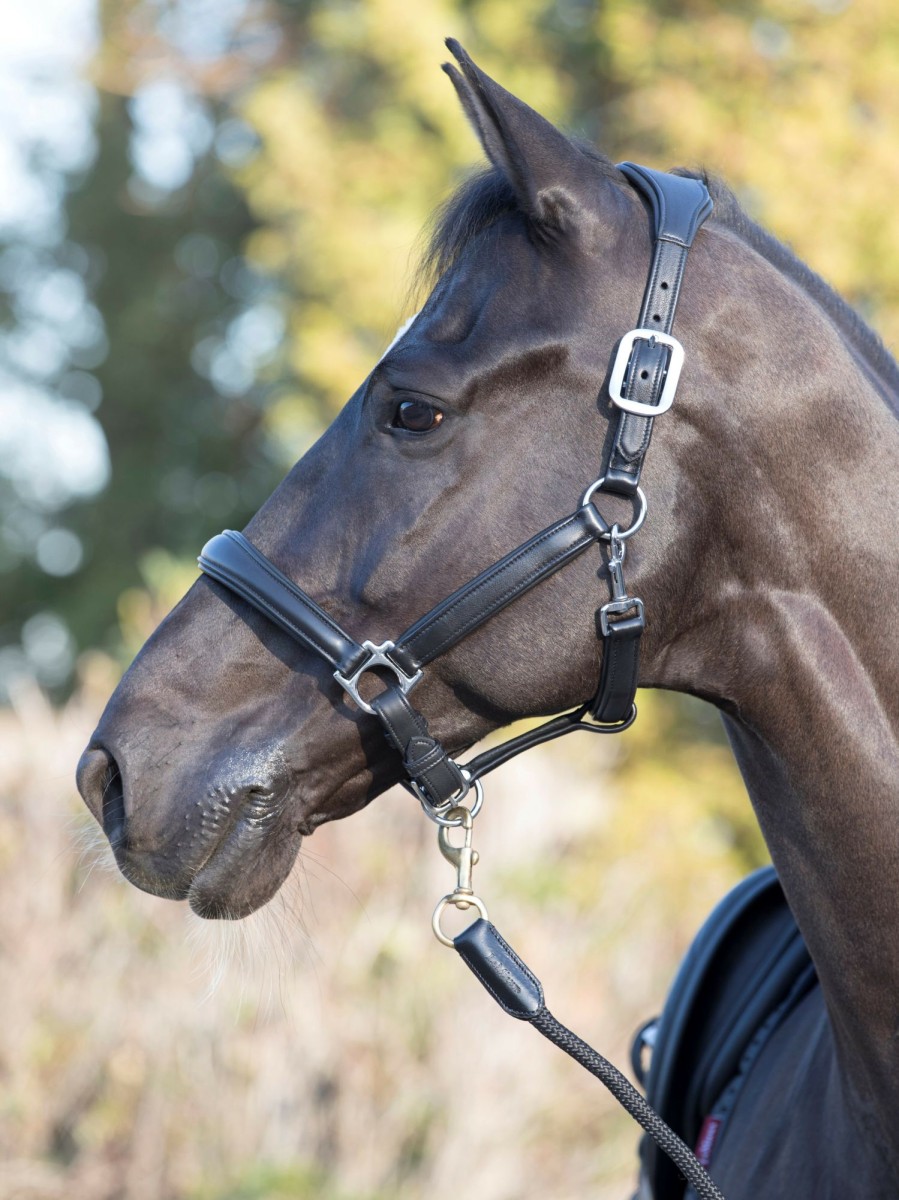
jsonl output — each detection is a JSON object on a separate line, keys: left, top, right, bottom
{"left": 603, "top": 163, "right": 713, "bottom": 497}
{"left": 588, "top": 165, "right": 712, "bottom": 723}
{"left": 393, "top": 503, "right": 607, "bottom": 671}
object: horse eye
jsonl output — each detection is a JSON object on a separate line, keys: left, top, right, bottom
{"left": 393, "top": 399, "right": 444, "bottom": 433}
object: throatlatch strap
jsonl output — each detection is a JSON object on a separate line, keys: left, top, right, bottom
{"left": 464, "top": 702, "right": 636, "bottom": 784}
{"left": 454, "top": 919, "right": 726, "bottom": 1200}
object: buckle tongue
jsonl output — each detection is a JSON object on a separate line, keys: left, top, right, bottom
{"left": 334, "top": 640, "right": 423, "bottom": 715}
{"left": 609, "top": 328, "right": 684, "bottom": 417}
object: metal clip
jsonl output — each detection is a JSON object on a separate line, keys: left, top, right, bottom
{"left": 437, "top": 806, "right": 479, "bottom": 902}
{"left": 600, "top": 525, "right": 645, "bottom": 638}
{"left": 608, "top": 529, "right": 628, "bottom": 601}
{"left": 432, "top": 806, "right": 489, "bottom": 946}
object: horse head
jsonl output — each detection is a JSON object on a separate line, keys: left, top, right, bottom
{"left": 75, "top": 43, "right": 774, "bottom": 919}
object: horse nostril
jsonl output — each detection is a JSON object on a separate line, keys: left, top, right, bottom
{"left": 76, "top": 746, "right": 111, "bottom": 823}
{"left": 101, "top": 759, "right": 126, "bottom": 849}
{"left": 75, "top": 746, "right": 127, "bottom": 849}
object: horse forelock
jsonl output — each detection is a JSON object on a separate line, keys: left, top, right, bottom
{"left": 415, "top": 141, "right": 623, "bottom": 293}
{"left": 415, "top": 168, "right": 518, "bottom": 291}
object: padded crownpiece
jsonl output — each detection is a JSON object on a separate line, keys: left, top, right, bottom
{"left": 618, "top": 163, "right": 714, "bottom": 248}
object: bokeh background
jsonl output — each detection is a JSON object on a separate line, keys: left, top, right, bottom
{"left": 1, "top": 1, "right": 897, "bottom": 1197}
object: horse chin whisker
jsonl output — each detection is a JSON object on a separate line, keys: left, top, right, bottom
{"left": 184, "top": 869, "right": 311, "bottom": 1016}
{"left": 298, "top": 846, "right": 366, "bottom": 915}
{"left": 68, "top": 813, "right": 121, "bottom": 886}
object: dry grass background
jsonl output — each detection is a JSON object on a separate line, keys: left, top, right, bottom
{"left": 0, "top": 656, "right": 764, "bottom": 1200}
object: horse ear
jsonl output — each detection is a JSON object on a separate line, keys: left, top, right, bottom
{"left": 442, "top": 38, "right": 613, "bottom": 230}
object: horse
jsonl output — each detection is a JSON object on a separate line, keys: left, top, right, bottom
{"left": 76, "top": 40, "right": 899, "bottom": 1198}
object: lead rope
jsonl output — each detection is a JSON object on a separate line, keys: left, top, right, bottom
{"left": 431, "top": 807, "right": 727, "bottom": 1200}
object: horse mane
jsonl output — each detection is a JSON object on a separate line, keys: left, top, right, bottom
{"left": 417, "top": 154, "right": 899, "bottom": 408}
{"left": 685, "top": 170, "right": 899, "bottom": 407}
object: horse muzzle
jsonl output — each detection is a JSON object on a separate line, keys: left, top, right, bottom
{"left": 76, "top": 741, "right": 301, "bottom": 918}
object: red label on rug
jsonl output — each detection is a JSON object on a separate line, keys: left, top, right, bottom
{"left": 695, "top": 1115, "right": 722, "bottom": 1167}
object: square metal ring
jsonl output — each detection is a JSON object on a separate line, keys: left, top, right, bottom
{"left": 333, "top": 640, "right": 422, "bottom": 715}
{"left": 600, "top": 597, "right": 645, "bottom": 638}
{"left": 609, "top": 329, "right": 684, "bottom": 418}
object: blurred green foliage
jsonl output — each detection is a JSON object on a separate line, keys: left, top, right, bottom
{"left": 187, "top": 1165, "right": 381, "bottom": 1200}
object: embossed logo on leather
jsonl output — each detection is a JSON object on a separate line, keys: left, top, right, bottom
{"left": 483, "top": 947, "right": 523, "bottom": 994}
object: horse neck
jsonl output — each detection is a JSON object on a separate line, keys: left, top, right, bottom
{"left": 646, "top": 229, "right": 899, "bottom": 1165}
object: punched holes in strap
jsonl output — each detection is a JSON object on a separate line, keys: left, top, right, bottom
{"left": 604, "top": 249, "right": 687, "bottom": 495}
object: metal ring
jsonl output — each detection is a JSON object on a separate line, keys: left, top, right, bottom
{"left": 432, "top": 892, "right": 490, "bottom": 947}
{"left": 417, "top": 774, "right": 484, "bottom": 827}
{"left": 581, "top": 476, "right": 648, "bottom": 542}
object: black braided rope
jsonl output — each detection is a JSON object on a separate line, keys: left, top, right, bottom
{"left": 530, "top": 1007, "right": 726, "bottom": 1200}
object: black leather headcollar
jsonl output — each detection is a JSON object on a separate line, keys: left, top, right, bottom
{"left": 198, "top": 165, "right": 713, "bottom": 816}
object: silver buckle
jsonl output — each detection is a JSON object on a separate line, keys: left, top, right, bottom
{"left": 333, "top": 640, "right": 423, "bottom": 715}
{"left": 609, "top": 328, "right": 684, "bottom": 417}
